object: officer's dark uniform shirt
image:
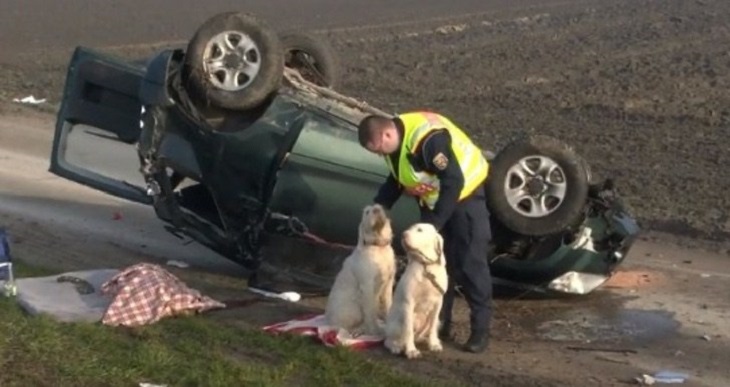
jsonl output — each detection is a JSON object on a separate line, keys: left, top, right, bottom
{"left": 374, "top": 118, "right": 466, "bottom": 230}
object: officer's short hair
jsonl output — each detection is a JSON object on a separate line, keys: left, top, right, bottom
{"left": 358, "top": 114, "right": 393, "bottom": 147}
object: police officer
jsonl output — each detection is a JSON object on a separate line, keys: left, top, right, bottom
{"left": 357, "top": 111, "right": 493, "bottom": 353}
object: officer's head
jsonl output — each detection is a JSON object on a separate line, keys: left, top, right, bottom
{"left": 358, "top": 114, "right": 400, "bottom": 155}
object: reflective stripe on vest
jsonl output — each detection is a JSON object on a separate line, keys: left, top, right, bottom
{"left": 384, "top": 112, "right": 489, "bottom": 209}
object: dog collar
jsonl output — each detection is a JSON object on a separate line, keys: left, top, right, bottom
{"left": 408, "top": 250, "right": 442, "bottom": 266}
{"left": 407, "top": 251, "right": 446, "bottom": 295}
{"left": 362, "top": 238, "right": 393, "bottom": 247}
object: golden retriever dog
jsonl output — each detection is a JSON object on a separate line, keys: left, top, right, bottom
{"left": 384, "top": 223, "right": 448, "bottom": 359}
{"left": 324, "top": 204, "right": 396, "bottom": 336}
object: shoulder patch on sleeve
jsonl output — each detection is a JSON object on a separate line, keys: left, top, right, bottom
{"left": 432, "top": 152, "right": 449, "bottom": 170}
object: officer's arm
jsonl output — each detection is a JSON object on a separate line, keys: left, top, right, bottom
{"left": 373, "top": 174, "right": 403, "bottom": 210}
{"left": 420, "top": 130, "right": 464, "bottom": 230}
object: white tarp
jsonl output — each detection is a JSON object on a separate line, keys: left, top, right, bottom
{"left": 14, "top": 269, "right": 120, "bottom": 323}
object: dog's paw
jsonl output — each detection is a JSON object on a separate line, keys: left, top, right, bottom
{"left": 428, "top": 340, "right": 443, "bottom": 352}
{"left": 404, "top": 347, "right": 421, "bottom": 359}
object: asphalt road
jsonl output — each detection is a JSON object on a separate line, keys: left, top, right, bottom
{"left": 0, "top": 0, "right": 566, "bottom": 63}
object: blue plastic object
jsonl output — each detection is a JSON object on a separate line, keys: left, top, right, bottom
{"left": 0, "top": 227, "right": 13, "bottom": 280}
{"left": 654, "top": 370, "right": 689, "bottom": 384}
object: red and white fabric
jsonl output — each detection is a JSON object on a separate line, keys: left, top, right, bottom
{"left": 100, "top": 263, "right": 226, "bottom": 327}
{"left": 262, "top": 313, "right": 384, "bottom": 350}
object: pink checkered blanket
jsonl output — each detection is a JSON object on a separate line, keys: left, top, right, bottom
{"left": 101, "top": 263, "right": 226, "bottom": 327}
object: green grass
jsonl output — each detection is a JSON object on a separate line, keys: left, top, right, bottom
{"left": 0, "top": 262, "right": 434, "bottom": 387}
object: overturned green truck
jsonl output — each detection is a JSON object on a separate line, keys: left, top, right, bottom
{"left": 49, "top": 12, "right": 640, "bottom": 296}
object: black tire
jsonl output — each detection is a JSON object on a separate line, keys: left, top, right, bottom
{"left": 280, "top": 31, "right": 339, "bottom": 88}
{"left": 485, "top": 135, "right": 589, "bottom": 237}
{"left": 183, "top": 12, "right": 284, "bottom": 111}
{"left": 581, "top": 155, "right": 601, "bottom": 186}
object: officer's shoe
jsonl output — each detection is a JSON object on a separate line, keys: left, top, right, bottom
{"left": 463, "top": 331, "right": 489, "bottom": 353}
{"left": 438, "top": 320, "right": 452, "bottom": 340}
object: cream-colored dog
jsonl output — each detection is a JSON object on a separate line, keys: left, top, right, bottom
{"left": 384, "top": 223, "right": 448, "bottom": 359}
{"left": 324, "top": 204, "right": 396, "bottom": 336}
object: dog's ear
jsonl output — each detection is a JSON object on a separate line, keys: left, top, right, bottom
{"left": 434, "top": 232, "right": 444, "bottom": 262}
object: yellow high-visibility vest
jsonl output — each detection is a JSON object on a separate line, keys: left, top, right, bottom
{"left": 384, "top": 111, "right": 489, "bottom": 209}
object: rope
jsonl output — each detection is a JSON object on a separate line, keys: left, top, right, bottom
{"left": 300, "top": 231, "right": 354, "bottom": 250}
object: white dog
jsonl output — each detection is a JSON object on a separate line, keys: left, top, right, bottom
{"left": 324, "top": 204, "right": 396, "bottom": 336}
{"left": 384, "top": 223, "right": 448, "bottom": 359}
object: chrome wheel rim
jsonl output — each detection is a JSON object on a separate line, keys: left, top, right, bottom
{"left": 203, "top": 31, "right": 261, "bottom": 91}
{"left": 504, "top": 155, "right": 567, "bottom": 218}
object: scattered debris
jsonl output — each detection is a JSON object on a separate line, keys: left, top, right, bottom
{"left": 514, "top": 14, "right": 547, "bottom": 25}
{"left": 635, "top": 370, "right": 688, "bottom": 385}
{"left": 12, "top": 95, "right": 46, "bottom": 104}
{"left": 112, "top": 211, "right": 123, "bottom": 221}
{"left": 566, "top": 346, "right": 638, "bottom": 354}
{"left": 248, "top": 287, "right": 301, "bottom": 302}
{"left": 166, "top": 260, "right": 189, "bottom": 269}
{"left": 702, "top": 334, "right": 711, "bottom": 341}
{"left": 435, "top": 24, "right": 467, "bottom": 34}
{"left": 682, "top": 260, "right": 692, "bottom": 264}
{"left": 636, "top": 374, "right": 656, "bottom": 385}
{"left": 2, "top": 281, "right": 15, "bottom": 298}
{"left": 653, "top": 370, "right": 689, "bottom": 383}
{"left": 523, "top": 76, "right": 550, "bottom": 85}
{"left": 139, "top": 383, "right": 168, "bottom": 387}
{"left": 700, "top": 273, "right": 711, "bottom": 278}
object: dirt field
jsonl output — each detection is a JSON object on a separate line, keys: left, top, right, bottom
{"left": 1, "top": 0, "right": 730, "bottom": 385}
{"left": 2, "top": 0, "right": 729, "bottom": 245}
{"left": 328, "top": 0, "right": 730, "bottom": 244}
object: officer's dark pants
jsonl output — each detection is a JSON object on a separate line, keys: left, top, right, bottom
{"left": 421, "top": 186, "right": 494, "bottom": 337}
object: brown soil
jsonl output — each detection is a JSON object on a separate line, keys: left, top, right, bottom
{"left": 3, "top": 0, "right": 730, "bottom": 243}
{"left": 326, "top": 0, "right": 730, "bottom": 243}
{"left": 3, "top": 0, "right": 729, "bottom": 245}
